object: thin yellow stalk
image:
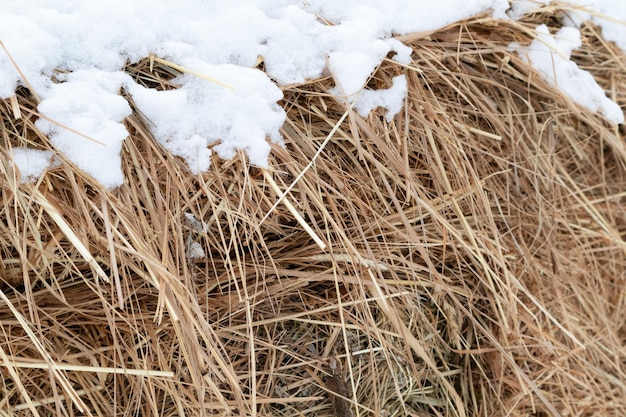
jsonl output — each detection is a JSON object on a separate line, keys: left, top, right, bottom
{"left": 262, "top": 169, "right": 327, "bottom": 250}
{"left": 9, "top": 95, "right": 21, "bottom": 119}
{"left": 1, "top": 361, "right": 174, "bottom": 377}
{"left": 150, "top": 55, "right": 235, "bottom": 89}
{"left": 0, "top": 40, "right": 41, "bottom": 103}
{"left": 30, "top": 189, "right": 109, "bottom": 283}
{"left": 12, "top": 386, "right": 104, "bottom": 412}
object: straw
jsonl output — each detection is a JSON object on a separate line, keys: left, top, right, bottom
{"left": 1, "top": 3, "right": 625, "bottom": 416}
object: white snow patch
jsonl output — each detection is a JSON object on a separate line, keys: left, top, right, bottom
{"left": 1, "top": 0, "right": 623, "bottom": 189}
{"left": 508, "top": 0, "right": 626, "bottom": 54}
{"left": 125, "top": 61, "right": 285, "bottom": 171}
{"left": 508, "top": 0, "right": 550, "bottom": 20}
{"left": 511, "top": 24, "right": 623, "bottom": 124}
{"left": 10, "top": 148, "right": 57, "bottom": 184}
{"left": 561, "top": 0, "right": 626, "bottom": 53}
{"left": 329, "top": 47, "right": 388, "bottom": 99}
{"left": 35, "top": 69, "right": 132, "bottom": 189}
{"left": 355, "top": 75, "right": 408, "bottom": 122}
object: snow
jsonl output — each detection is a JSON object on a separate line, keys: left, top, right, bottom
{"left": 560, "top": 0, "right": 626, "bottom": 52}
{"left": 125, "top": 61, "right": 285, "bottom": 172}
{"left": 508, "top": 1, "right": 626, "bottom": 52}
{"left": 1, "top": 0, "right": 624, "bottom": 188}
{"left": 355, "top": 75, "right": 408, "bottom": 122}
{"left": 510, "top": 24, "right": 624, "bottom": 124}
{"left": 508, "top": 0, "right": 550, "bottom": 20}
{"left": 507, "top": 1, "right": 625, "bottom": 123}
{"left": 35, "top": 69, "right": 132, "bottom": 189}
{"left": 9, "top": 148, "right": 57, "bottom": 184}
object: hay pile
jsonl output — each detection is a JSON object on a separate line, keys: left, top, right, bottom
{"left": 1, "top": 6, "right": 625, "bottom": 417}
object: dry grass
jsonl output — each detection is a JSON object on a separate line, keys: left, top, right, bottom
{"left": 1, "top": 5, "right": 626, "bottom": 417}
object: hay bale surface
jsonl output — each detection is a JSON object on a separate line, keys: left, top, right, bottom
{"left": 1, "top": 7, "right": 625, "bottom": 417}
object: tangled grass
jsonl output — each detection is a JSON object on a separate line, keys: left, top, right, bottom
{"left": 1, "top": 5, "right": 625, "bottom": 417}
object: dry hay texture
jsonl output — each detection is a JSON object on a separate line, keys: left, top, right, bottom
{"left": 1, "top": 6, "right": 625, "bottom": 417}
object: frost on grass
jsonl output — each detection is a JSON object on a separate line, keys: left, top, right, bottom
{"left": 511, "top": 24, "right": 624, "bottom": 125}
